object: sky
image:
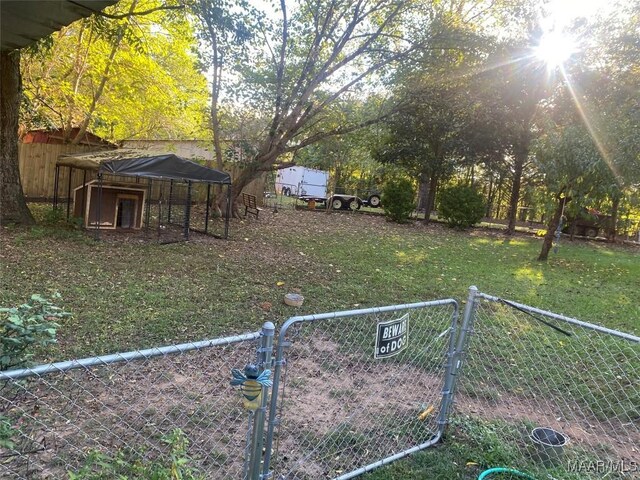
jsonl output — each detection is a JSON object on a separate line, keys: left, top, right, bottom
{"left": 542, "top": 0, "right": 608, "bottom": 27}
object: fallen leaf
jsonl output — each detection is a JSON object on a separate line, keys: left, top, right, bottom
{"left": 259, "top": 302, "right": 272, "bottom": 311}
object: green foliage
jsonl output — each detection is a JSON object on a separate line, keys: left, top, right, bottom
{"left": 39, "top": 207, "right": 84, "bottom": 230}
{"left": 0, "top": 415, "right": 16, "bottom": 450}
{"left": 68, "top": 429, "right": 204, "bottom": 480}
{"left": 438, "top": 185, "right": 485, "bottom": 229}
{"left": 41, "top": 207, "right": 67, "bottom": 225}
{"left": 20, "top": 0, "right": 209, "bottom": 142}
{"left": 0, "top": 294, "right": 69, "bottom": 371}
{"left": 382, "top": 178, "right": 416, "bottom": 223}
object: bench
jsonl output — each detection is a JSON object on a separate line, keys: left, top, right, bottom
{"left": 242, "top": 192, "right": 263, "bottom": 219}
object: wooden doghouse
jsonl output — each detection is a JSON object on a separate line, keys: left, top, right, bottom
{"left": 73, "top": 180, "right": 146, "bottom": 229}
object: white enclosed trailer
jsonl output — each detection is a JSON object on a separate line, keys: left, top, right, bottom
{"left": 275, "top": 166, "right": 328, "bottom": 197}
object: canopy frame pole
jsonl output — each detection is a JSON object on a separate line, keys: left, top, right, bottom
{"left": 145, "top": 178, "right": 152, "bottom": 239}
{"left": 205, "top": 183, "right": 211, "bottom": 234}
{"left": 66, "top": 167, "right": 73, "bottom": 219}
{"left": 224, "top": 184, "right": 231, "bottom": 239}
{"left": 53, "top": 165, "right": 60, "bottom": 210}
{"left": 95, "top": 173, "right": 103, "bottom": 241}
{"left": 184, "top": 180, "right": 192, "bottom": 240}
{"left": 168, "top": 179, "right": 173, "bottom": 224}
{"left": 80, "top": 170, "right": 87, "bottom": 220}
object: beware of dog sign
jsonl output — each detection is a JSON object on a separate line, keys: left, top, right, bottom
{"left": 375, "top": 313, "right": 409, "bottom": 359}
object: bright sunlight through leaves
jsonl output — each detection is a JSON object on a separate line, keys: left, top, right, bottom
{"left": 534, "top": 31, "right": 576, "bottom": 68}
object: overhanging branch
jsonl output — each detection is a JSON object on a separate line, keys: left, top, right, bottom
{"left": 283, "top": 112, "right": 394, "bottom": 154}
{"left": 93, "top": 3, "right": 184, "bottom": 19}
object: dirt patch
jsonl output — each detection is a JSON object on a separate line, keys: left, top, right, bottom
{"left": 0, "top": 342, "right": 258, "bottom": 479}
{"left": 269, "top": 334, "right": 447, "bottom": 479}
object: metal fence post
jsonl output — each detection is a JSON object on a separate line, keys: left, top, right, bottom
{"left": 247, "top": 321, "right": 275, "bottom": 480}
{"left": 436, "top": 304, "right": 459, "bottom": 434}
{"left": 262, "top": 318, "right": 291, "bottom": 479}
{"left": 442, "top": 286, "right": 479, "bottom": 417}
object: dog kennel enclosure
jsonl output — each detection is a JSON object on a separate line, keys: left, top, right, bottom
{"left": 54, "top": 150, "right": 232, "bottom": 242}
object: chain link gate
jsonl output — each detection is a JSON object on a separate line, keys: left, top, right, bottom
{"left": 0, "top": 328, "right": 270, "bottom": 480}
{"left": 262, "top": 299, "right": 459, "bottom": 480}
{"left": 453, "top": 287, "right": 640, "bottom": 480}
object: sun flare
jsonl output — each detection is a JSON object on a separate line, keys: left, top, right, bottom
{"left": 534, "top": 31, "right": 576, "bottom": 68}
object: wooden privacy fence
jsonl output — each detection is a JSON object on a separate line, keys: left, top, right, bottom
{"left": 18, "top": 144, "right": 267, "bottom": 204}
{"left": 19, "top": 144, "right": 103, "bottom": 201}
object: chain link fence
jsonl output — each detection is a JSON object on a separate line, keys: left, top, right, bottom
{"left": 0, "top": 331, "right": 262, "bottom": 479}
{"left": 454, "top": 290, "right": 640, "bottom": 479}
{"left": 263, "top": 182, "right": 300, "bottom": 212}
{"left": 264, "top": 300, "right": 459, "bottom": 480}
{"left": 2, "top": 293, "right": 637, "bottom": 480}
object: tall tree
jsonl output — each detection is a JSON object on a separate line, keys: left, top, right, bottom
{"left": 535, "top": 124, "right": 611, "bottom": 261}
{"left": 583, "top": 3, "right": 640, "bottom": 241}
{"left": 191, "top": 0, "right": 253, "bottom": 170}
{"left": 374, "top": 80, "right": 464, "bottom": 220}
{"left": 218, "top": 0, "right": 433, "bottom": 214}
{"left": 2, "top": 0, "right": 200, "bottom": 225}
{"left": 1, "top": 50, "right": 34, "bottom": 225}
{"left": 374, "top": 5, "right": 508, "bottom": 221}
{"left": 484, "top": 39, "right": 549, "bottom": 235}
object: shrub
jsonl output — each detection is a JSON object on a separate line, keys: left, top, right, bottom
{"left": 41, "top": 207, "right": 67, "bottom": 225}
{"left": 382, "top": 178, "right": 416, "bottom": 223}
{"left": 69, "top": 429, "right": 204, "bottom": 479}
{"left": 0, "top": 293, "right": 70, "bottom": 371}
{"left": 438, "top": 185, "right": 485, "bottom": 229}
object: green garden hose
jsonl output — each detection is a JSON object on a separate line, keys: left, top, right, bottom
{"left": 478, "top": 467, "right": 537, "bottom": 480}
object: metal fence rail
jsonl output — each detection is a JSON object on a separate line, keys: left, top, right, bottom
{"left": 0, "top": 332, "right": 262, "bottom": 479}
{"left": 264, "top": 300, "right": 459, "bottom": 480}
{"left": 454, "top": 288, "right": 640, "bottom": 479}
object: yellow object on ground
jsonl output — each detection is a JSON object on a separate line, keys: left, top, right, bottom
{"left": 418, "top": 405, "right": 435, "bottom": 421}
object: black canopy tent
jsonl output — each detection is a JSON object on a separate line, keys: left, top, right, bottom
{"left": 54, "top": 150, "right": 232, "bottom": 241}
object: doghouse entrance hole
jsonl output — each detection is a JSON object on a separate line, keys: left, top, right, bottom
{"left": 117, "top": 198, "right": 137, "bottom": 228}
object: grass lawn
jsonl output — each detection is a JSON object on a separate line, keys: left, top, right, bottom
{"left": 1, "top": 205, "right": 638, "bottom": 479}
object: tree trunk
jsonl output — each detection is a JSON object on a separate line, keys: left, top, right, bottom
{"left": 608, "top": 196, "right": 619, "bottom": 243}
{"left": 494, "top": 174, "right": 505, "bottom": 218}
{"left": 1, "top": 50, "right": 35, "bottom": 226}
{"left": 485, "top": 174, "right": 494, "bottom": 217}
{"left": 426, "top": 174, "right": 438, "bottom": 222}
{"left": 568, "top": 219, "right": 577, "bottom": 241}
{"left": 218, "top": 149, "right": 281, "bottom": 218}
{"left": 506, "top": 150, "right": 525, "bottom": 235}
{"left": 538, "top": 196, "right": 566, "bottom": 261}
{"left": 417, "top": 170, "right": 430, "bottom": 217}
{"left": 210, "top": 65, "right": 224, "bottom": 209}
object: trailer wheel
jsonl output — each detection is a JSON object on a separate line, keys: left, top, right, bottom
{"left": 584, "top": 227, "right": 598, "bottom": 237}
{"left": 331, "top": 197, "right": 343, "bottom": 210}
{"left": 348, "top": 199, "right": 361, "bottom": 211}
{"left": 367, "top": 194, "right": 381, "bottom": 208}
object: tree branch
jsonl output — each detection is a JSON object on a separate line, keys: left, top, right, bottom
{"left": 283, "top": 113, "right": 393, "bottom": 153}
{"left": 95, "top": 4, "right": 185, "bottom": 20}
